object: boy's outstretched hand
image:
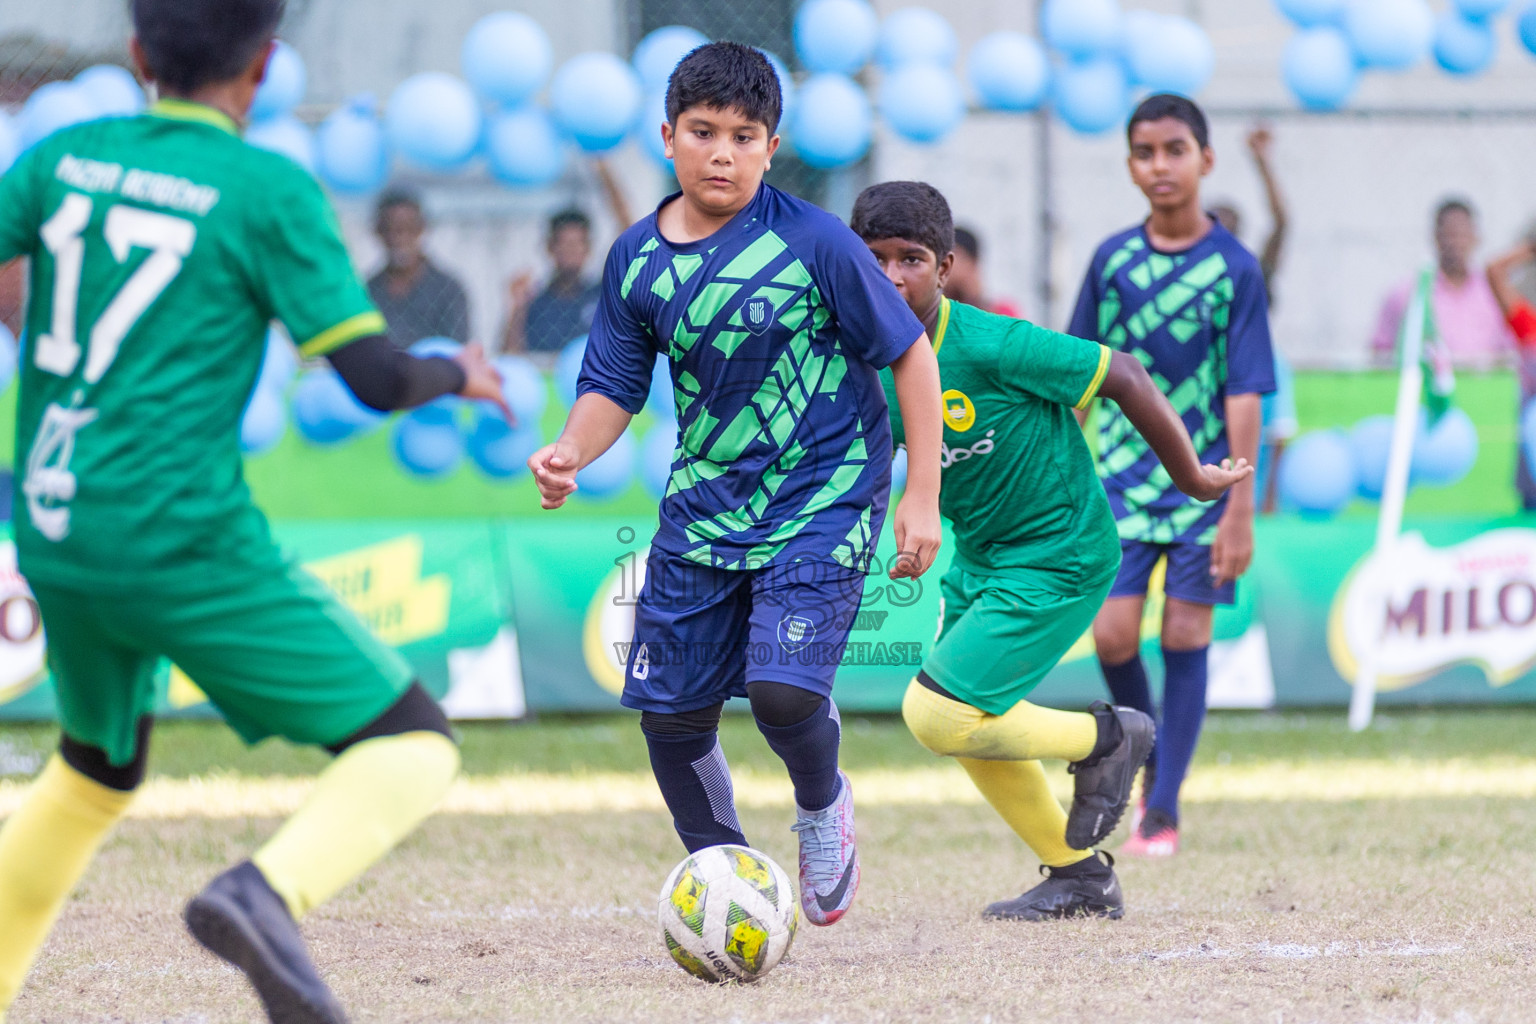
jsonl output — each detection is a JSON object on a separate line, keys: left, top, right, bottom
{"left": 527, "top": 439, "right": 582, "bottom": 509}
{"left": 1186, "top": 457, "right": 1252, "bottom": 503}
{"left": 454, "top": 342, "right": 514, "bottom": 425}
{"left": 889, "top": 493, "right": 942, "bottom": 580}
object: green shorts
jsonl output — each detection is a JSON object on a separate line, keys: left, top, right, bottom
{"left": 33, "top": 561, "right": 413, "bottom": 767}
{"left": 923, "top": 564, "right": 1113, "bottom": 716}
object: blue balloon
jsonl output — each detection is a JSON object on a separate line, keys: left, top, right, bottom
{"left": 1455, "top": 0, "right": 1509, "bottom": 19}
{"left": 0, "top": 322, "right": 17, "bottom": 393}
{"left": 1053, "top": 58, "right": 1129, "bottom": 135}
{"left": 640, "top": 426, "right": 677, "bottom": 499}
{"left": 796, "top": 0, "right": 879, "bottom": 74}
{"left": 467, "top": 409, "right": 542, "bottom": 479}
{"left": 1434, "top": 13, "right": 1496, "bottom": 74}
{"left": 19, "top": 82, "right": 95, "bottom": 149}
{"left": 967, "top": 32, "right": 1050, "bottom": 112}
{"left": 252, "top": 41, "right": 306, "bottom": 121}
{"left": 1125, "top": 15, "right": 1216, "bottom": 96}
{"left": 492, "top": 355, "right": 548, "bottom": 425}
{"left": 259, "top": 328, "right": 298, "bottom": 394}
{"left": 633, "top": 26, "right": 710, "bottom": 92}
{"left": 1279, "top": 430, "right": 1356, "bottom": 517}
{"left": 877, "top": 8, "right": 958, "bottom": 69}
{"left": 292, "top": 369, "right": 385, "bottom": 445}
{"left": 1041, "top": 0, "right": 1122, "bottom": 60}
{"left": 1283, "top": 27, "right": 1359, "bottom": 110}
{"left": 392, "top": 409, "right": 464, "bottom": 478}
{"left": 486, "top": 106, "right": 567, "bottom": 187}
{"left": 1351, "top": 415, "right": 1397, "bottom": 499}
{"left": 890, "top": 446, "right": 908, "bottom": 493}
{"left": 316, "top": 100, "right": 388, "bottom": 194}
{"left": 74, "top": 65, "right": 144, "bottom": 118}
{"left": 578, "top": 431, "right": 635, "bottom": 499}
{"left": 387, "top": 73, "right": 482, "bottom": 170}
{"left": 0, "top": 111, "right": 18, "bottom": 175}
{"left": 879, "top": 64, "right": 965, "bottom": 144}
{"left": 1414, "top": 408, "right": 1478, "bottom": 485}
{"left": 245, "top": 116, "right": 317, "bottom": 174}
{"left": 638, "top": 91, "right": 672, "bottom": 168}
{"left": 240, "top": 384, "right": 288, "bottom": 456}
{"left": 1276, "top": 0, "right": 1346, "bottom": 27}
{"left": 556, "top": 335, "right": 588, "bottom": 407}
{"left": 789, "top": 73, "right": 871, "bottom": 168}
{"left": 1345, "top": 0, "right": 1434, "bottom": 70}
{"left": 1522, "top": 399, "right": 1536, "bottom": 480}
{"left": 550, "top": 53, "right": 643, "bottom": 153}
{"left": 462, "top": 12, "right": 553, "bottom": 106}
{"left": 1524, "top": 3, "right": 1536, "bottom": 56}
{"left": 649, "top": 354, "right": 675, "bottom": 422}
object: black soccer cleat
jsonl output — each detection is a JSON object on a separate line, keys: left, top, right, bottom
{"left": 982, "top": 852, "right": 1123, "bottom": 922}
{"left": 1065, "top": 702, "right": 1155, "bottom": 849}
{"left": 185, "top": 861, "right": 349, "bottom": 1024}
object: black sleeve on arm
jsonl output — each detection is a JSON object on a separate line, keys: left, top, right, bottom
{"left": 325, "top": 333, "right": 468, "bottom": 412}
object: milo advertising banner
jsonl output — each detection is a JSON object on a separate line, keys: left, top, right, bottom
{"left": 3, "top": 516, "right": 1536, "bottom": 722}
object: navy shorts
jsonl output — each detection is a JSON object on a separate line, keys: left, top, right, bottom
{"left": 620, "top": 551, "right": 868, "bottom": 714}
{"left": 1108, "top": 539, "right": 1235, "bottom": 606}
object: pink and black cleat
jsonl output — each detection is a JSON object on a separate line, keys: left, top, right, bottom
{"left": 792, "top": 770, "right": 860, "bottom": 926}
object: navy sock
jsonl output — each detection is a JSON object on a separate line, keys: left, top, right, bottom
{"left": 1146, "top": 645, "right": 1209, "bottom": 824}
{"left": 754, "top": 698, "right": 843, "bottom": 812}
{"left": 1099, "top": 653, "right": 1156, "bottom": 719}
{"left": 642, "top": 729, "right": 747, "bottom": 852}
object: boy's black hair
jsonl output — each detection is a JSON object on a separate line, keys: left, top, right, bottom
{"left": 548, "top": 208, "right": 592, "bottom": 239}
{"left": 666, "top": 41, "right": 782, "bottom": 136}
{"left": 954, "top": 226, "right": 980, "bottom": 260}
{"left": 1127, "top": 93, "right": 1210, "bottom": 150}
{"left": 849, "top": 181, "right": 955, "bottom": 262}
{"left": 1435, "top": 197, "right": 1475, "bottom": 225}
{"left": 131, "top": 0, "right": 284, "bottom": 95}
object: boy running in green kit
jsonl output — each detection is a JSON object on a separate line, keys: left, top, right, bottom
{"left": 0, "top": 2, "right": 508, "bottom": 1021}
{"left": 852, "top": 181, "right": 1250, "bottom": 920}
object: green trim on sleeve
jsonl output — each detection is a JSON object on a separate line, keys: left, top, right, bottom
{"left": 1074, "top": 345, "right": 1112, "bottom": 410}
{"left": 298, "top": 311, "right": 388, "bottom": 358}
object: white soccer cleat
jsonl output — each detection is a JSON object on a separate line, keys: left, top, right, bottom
{"left": 791, "top": 770, "right": 860, "bottom": 926}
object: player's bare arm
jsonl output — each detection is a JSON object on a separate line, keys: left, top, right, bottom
{"left": 887, "top": 336, "right": 943, "bottom": 580}
{"left": 528, "top": 392, "right": 633, "bottom": 509}
{"left": 1097, "top": 350, "right": 1252, "bottom": 504}
{"left": 1212, "top": 392, "right": 1261, "bottom": 586}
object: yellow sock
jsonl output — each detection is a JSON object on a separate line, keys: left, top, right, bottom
{"left": 0, "top": 756, "right": 134, "bottom": 1014}
{"left": 252, "top": 731, "right": 458, "bottom": 918}
{"left": 901, "top": 679, "right": 1097, "bottom": 762}
{"left": 957, "top": 758, "right": 1092, "bottom": 867}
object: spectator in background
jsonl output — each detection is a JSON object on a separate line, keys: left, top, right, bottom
{"left": 943, "top": 226, "right": 1022, "bottom": 318}
{"left": 503, "top": 161, "right": 634, "bottom": 355}
{"left": 1212, "top": 126, "right": 1292, "bottom": 514}
{"left": 1371, "top": 199, "right": 1516, "bottom": 368}
{"left": 367, "top": 187, "right": 472, "bottom": 349}
{"left": 1486, "top": 233, "right": 1536, "bottom": 508}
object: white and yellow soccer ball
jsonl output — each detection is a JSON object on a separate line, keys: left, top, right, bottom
{"left": 658, "top": 844, "right": 798, "bottom": 982}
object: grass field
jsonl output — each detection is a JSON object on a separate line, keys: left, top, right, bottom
{"left": 2, "top": 708, "right": 1535, "bottom": 1024}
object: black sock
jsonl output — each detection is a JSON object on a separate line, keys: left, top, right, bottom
{"left": 1084, "top": 703, "right": 1125, "bottom": 763}
{"left": 642, "top": 729, "right": 747, "bottom": 852}
{"left": 1051, "top": 852, "right": 1112, "bottom": 879}
{"left": 754, "top": 698, "right": 843, "bottom": 812}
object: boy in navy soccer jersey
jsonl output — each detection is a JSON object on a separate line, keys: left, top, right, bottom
{"left": 528, "top": 42, "right": 943, "bottom": 926}
{"left": 1069, "top": 95, "right": 1275, "bottom": 858}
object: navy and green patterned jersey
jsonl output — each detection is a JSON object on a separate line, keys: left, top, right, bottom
{"left": 579, "top": 184, "right": 923, "bottom": 571}
{"left": 1068, "top": 219, "right": 1275, "bottom": 545}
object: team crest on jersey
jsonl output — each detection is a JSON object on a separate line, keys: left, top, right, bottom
{"left": 742, "top": 295, "right": 776, "bottom": 335}
{"left": 777, "top": 614, "right": 816, "bottom": 652}
{"left": 942, "top": 389, "right": 976, "bottom": 432}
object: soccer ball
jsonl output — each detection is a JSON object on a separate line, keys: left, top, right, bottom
{"left": 657, "top": 844, "right": 798, "bottom": 982}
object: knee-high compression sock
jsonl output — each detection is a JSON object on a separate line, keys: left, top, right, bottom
{"left": 957, "top": 758, "right": 1092, "bottom": 868}
{"left": 750, "top": 684, "right": 842, "bottom": 812}
{"left": 902, "top": 678, "right": 1097, "bottom": 763}
{"left": 0, "top": 756, "right": 134, "bottom": 1015}
{"left": 642, "top": 729, "right": 748, "bottom": 852}
{"left": 1146, "top": 645, "right": 1209, "bottom": 824}
{"left": 252, "top": 732, "right": 459, "bottom": 918}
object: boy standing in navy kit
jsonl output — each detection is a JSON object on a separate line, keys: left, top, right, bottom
{"left": 1069, "top": 95, "right": 1275, "bottom": 857}
{"left": 529, "top": 42, "right": 943, "bottom": 925}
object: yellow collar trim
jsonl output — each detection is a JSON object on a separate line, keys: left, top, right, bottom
{"left": 149, "top": 99, "right": 239, "bottom": 136}
{"left": 931, "top": 297, "right": 951, "bottom": 355}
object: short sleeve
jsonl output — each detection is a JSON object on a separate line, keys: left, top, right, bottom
{"left": 244, "top": 161, "right": 383, "bottom": 358}
{"left": 814, "top": 221, "right": 924, "bottom": 369}
{"left": 1066, "top": 249, "right": 1104, "bottom": 342}
{"left": 1000, "top": 320, "right": 1112, "bottom": 410}
{"left": 0, "top": 146, "right": 46, "bottom": 263}
{"left": 576, "top": 236, "right": 657, "bottom": 414}
{"left": 1224, "top": 261, "right": 1277, "bottom": 395}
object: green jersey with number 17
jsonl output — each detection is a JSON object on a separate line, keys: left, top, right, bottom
{"left": 0, "top": 100, "right": 384, "bottom": 592}
{"left": 883, "top": 299, "right": 1121, "bottom": 593}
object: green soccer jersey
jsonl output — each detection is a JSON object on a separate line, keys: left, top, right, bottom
{"left": 0, "top": 100, "right": 385, "bottom": 591}
{"left": 884, "top": 299, "right": 1119, "bottom": 592}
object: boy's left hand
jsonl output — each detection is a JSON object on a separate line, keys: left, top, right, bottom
{"left": 1188, "top": 457, "right": 1252, "bottom": 502}
{"left": 890, "top": 493, "right": 942, "bottom": 579}
{"left": 1211, "top": 500, "right": 1255, "bottom": 587}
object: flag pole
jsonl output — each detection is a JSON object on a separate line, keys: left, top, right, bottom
{"left": 1349, "top": 274, "right": 1428, "bottom": 732}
